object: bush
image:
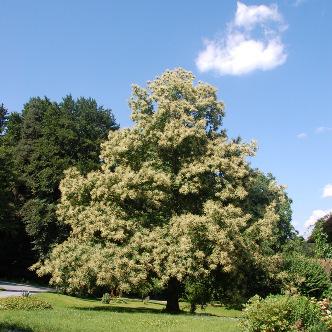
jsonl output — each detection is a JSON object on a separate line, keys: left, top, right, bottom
{"left": 242, "top": 294, "right": 329, "bottom": 332}
{"left": 101, "top": 293, "right": 111, "bottom": 304}
{"left": 316, "top": 298, "right": 332, "bottom": 330}
{"left": 283, "top": 255, "right": 332, "bottom": 299}
{"left": 209, "top": 266, "right": 281, "bottom": 309}
{"left": 184, "top": 280, "right": 212, "bottom": 313}
{"left": 0, "top": 296, "right": 52, "bottom": 310}
{"left": 318, "top": 259, "right": 332, "bottom": 278}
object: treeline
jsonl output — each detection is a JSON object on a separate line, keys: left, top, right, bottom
{"left": 0, "top": 96, "right": 118, "bottom": 277}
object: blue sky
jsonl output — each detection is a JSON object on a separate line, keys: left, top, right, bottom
{"left": 1, "top": 0, "right": 331, "bottom": 234}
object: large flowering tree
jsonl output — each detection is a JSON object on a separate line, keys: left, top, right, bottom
{"left": 35, "top": 69, "right": 287, "bottom": 312}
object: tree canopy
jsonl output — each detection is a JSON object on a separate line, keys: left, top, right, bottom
{"left": 0, "top": 96, "right": 118, "bottom": 275}
{"left": 0, "top": 104, "right": 33, "bottom": 276}
{"left": 310, "top": 213, "right": 332, "bottom": 243}
{"left": 35, "top": 69, "right": 293, "bottom": 312}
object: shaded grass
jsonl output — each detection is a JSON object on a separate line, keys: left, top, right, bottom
{"left": 0, "top": 322, "right": 33, "bottom": 332}
{"left": 0, "top": 293, "right": 242, "bottom": 332}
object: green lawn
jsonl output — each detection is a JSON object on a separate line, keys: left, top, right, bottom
{"left": 0, "top": 293, "right": 242, "bottom": 332}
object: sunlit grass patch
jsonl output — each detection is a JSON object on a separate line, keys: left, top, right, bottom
{"left": 0, "top": 293, "right": 241, "bottom": 332}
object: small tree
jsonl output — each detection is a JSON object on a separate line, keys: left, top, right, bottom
{"left": 35, "top": 69, "right": 285, "bottom": 312}
{"left": 185, "top": 278, "right": 212, "bottom": 313}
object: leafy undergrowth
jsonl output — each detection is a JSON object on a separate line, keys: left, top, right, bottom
{"left": 242, "top": 295, "right": 331, "bottom": 332}
{"left": 0, "top": 293, "right": 241, "bottom": 332}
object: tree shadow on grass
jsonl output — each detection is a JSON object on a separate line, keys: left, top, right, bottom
{"left": 73, "top": 304, "right": 219, "bottom": 317}
{"left": 74, "top": 304, "right": 163, "bottom": 314}
{"left": 0, "top": 322, "right": 33, "bottom": 332}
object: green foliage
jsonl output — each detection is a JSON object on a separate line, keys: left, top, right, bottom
{"left": 184, "top": 279, "right": 212, "bottom": 313}
{"left": 22, "top": 290, "right": 31, "bottom": 298}
{"left": 0, "top": 103, "right": 8, "bottom": 135}
{"left": 134, "top": 278, "right": 164, "bottom": 300}
{"left": 282, "top": 254, "right": 332, "bottom": 299}
{"left": 101, "top": 293, "right": 111, "bottom": 304}
{"left": 242, "top": 294, "right": 329, "bottom": 332}
{"left": 317, "top": 298, "right": 332, "bottom": 330}
{"left": 310, "top": 213, "right": 332, "bottom": 243}
{"left": 282, "top": 236, "right": 314, "bottom": 257}
{"left": 3, "top": 96, "right": 118, "bottom": 259}
{"left": 12, "top": 96, "right": 118, "bottom": 198}
{"left": 0, "top": 105, "right": 34, "bottom": 278}
{"left": 211, "top": 262, "right": 283, "bottom": 309}
{"left": 21, "top": 199, "right": 68, "bottom": 259}
{"left": 0, "top": 104, "right": 17, "bottom": 236}
{"left": 0, "top": 145, "right": 17, "bottom": 235}
{"left": 312, "top": 221, "right": 332, "bottom": 259}
{"left": 0, "top": 296, "right": 52, "bottom": 310}
{"left": 244, "top": 171, "right": 296, "bottom": 249}
{"left": 203, "top": 171, "right": 296, "bottom": 308}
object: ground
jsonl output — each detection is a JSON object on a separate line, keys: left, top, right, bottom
{"left": 0, "top": 293, "right": 242, "bottom": 332}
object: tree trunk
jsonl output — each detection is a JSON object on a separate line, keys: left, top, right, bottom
{"left": 165, "top": 277, "right": 180, "bottom": 313}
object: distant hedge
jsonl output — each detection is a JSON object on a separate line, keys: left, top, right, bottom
{"left": 0, "top": 296, "right": 52, "bottom": 310}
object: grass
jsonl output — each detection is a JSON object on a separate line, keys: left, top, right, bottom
{"left": 0, "top": 293, "right": 242, "bottom": 332}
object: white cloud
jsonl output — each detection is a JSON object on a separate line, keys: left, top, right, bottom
{"left": 235, "top": 2, "right": 282, "bottom": 29}
{"left": 305, "top": 209, "right": 332, "bottom": 229}
{"left": 196, "top": 2, "right": 287, "bottom": 76}
{"left": 296, "top": 132, "right": 307, "bottom": 139}
{"left": 316, "top": 126, "right": 332, "bottom": 134}
{"left": 323, "top": 184, "right": 332, "bottom": 198}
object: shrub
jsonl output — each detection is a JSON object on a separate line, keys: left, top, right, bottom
{"left": 317, "top": 298, "right": 332, "bottom": 330}
{"left": 318, "top": 259, "right": 332, "bottom": 277}
{"left": 311, "top": 219, "right": 332, "bottom": 259}
{"left": 101, "top": 293, "right": 111, "bottom": 304}
{"left": 283, "top": 255, "right": 332, "bottom": 299}
{"left": 0, "top": 296, "right": 52, "bottom": 310}
{"left": 184, "top": 279, "right": 212, "bottom": 313}
{"left": 242, "top": 294, "right": 329, "bottom": 332}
